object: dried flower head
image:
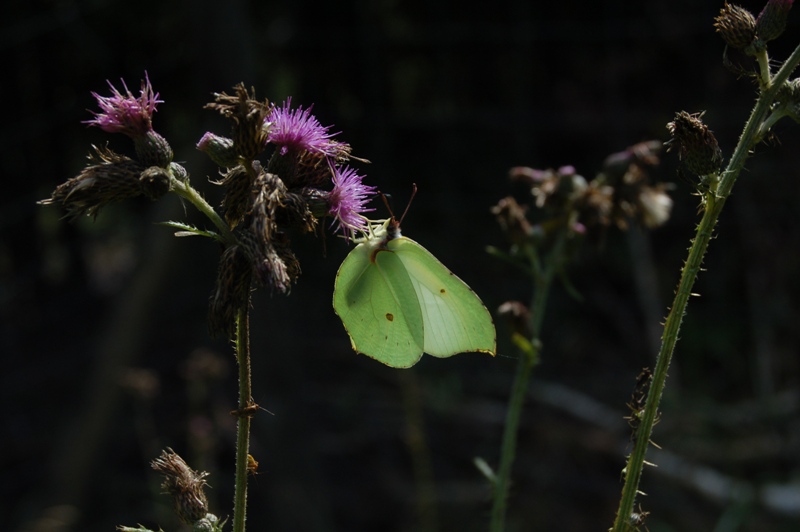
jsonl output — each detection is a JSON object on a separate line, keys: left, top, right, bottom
{"left": 139, "top": 166, "right": 171, "bottom": 200}
{"left": 212, "top": 165, "right": 253, "bottom": 228}
{"left": 497, "top": 301, "right": 533, "bottom": 340}
{"left": 85, "top": 73, "right": 161, "bottom": 137}
{"left": 714, "top": 3, "right": 757, "bottom": 50}
{"left": 208, "top": 243, "right": 253, "bottom": 337}
{"left": 151, "top": 448, "right": 210, "bottom": 524}
{"left": 491, "top": 196, "right": 533, "bottom": 248}
{"left": 247, "top": 172, "right": 304, "bottom": 293}
{"left": 597, "top": 140, "right": 672, "bottom": 229}
{"left": 267, "top": 98, "right": 348, "bottom": 157}
{"left": 637, "top": 184, "right": 674, "bottom": 228}
{"left": 756, "top": 0, "right": 794, "bottom": 42}
{"left": 328, "top": 164, "right": 376, "bottom": 239}
{"left": 666, "top": 111, "right": 723, "bottom": 177}
{"left": 39, "top": 145, "right": 146, "bottom": 218}
{"left": 205, "top": 84, "right": 271, "bottom": 160}
{"left": 518, "top": 166, "right": 587, "bottom": 210}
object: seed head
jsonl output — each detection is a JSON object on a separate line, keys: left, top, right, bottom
{"left": 208, "top": 243, "right": 252, "bottom": 337}
{"left": 666, "top": 111, "right": 723, "bottom": 177}
{"left": 39, "top": 145, "right": 145, "bottom": 218}
{"left": 150, "top": 448, "right": 210, "bottom": 525}
{"left": 714, "top": 3, "right": 757, "bottom": 49}
{"left": 491, "top": 196, "right": 533, "bottom": 248}
{"left": 139, "top": 166, "right": 171, "bottom": 200}
{"left": 205, "top": 84, "right": 270, "bottom": 160}
{"left": 497, "top": 301, "right": 533, "bottom": 340}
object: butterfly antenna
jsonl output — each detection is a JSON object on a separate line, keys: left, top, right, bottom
{"left": 379, "top": 184, "right": 417, "bottom": 225}
{"left": 379, "top": 191, "right": 396, "bottom": 219}
{"left": 397, "top": 183, "right": 417, "bottom": 225}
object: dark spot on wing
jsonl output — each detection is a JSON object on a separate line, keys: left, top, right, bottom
{"left": 440, "top": 288, "right": 446, "bottom": 294}
{"left": 386, "top": 313, "right": 394, "bottom": 321}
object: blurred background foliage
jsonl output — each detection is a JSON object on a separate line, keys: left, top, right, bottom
{"left": 3, "top": 0, "right": 800, "bottom": 530}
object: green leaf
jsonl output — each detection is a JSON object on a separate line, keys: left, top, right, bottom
{"left": 160, "top": 221, "right": 223, "bottom": 242}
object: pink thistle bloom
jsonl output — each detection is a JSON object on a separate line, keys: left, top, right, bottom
{"left": 266, "top": 98, "right": 348, "bottom": 157}
{"left": 84, "top": 73, "right": 162, "bottom": 137}
{"left": 328, "top": 164, "right": 376, "bottom": 239}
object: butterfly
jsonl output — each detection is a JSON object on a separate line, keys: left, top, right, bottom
{"left": 333, "top": 215, "right": 496, "bottom": 368}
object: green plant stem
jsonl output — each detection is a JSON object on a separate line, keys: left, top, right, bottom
{"left": 756, "top": 48, "right": 771, "bottom": 86}
{"left": 489, "top": 232, "right": 566, "bottom": 532}
{"left": 169, "top": 175, "right": 235, "bottom": 244}
{"left": 232, "top": 305, "right": 253, "bottom": 532}
{"left": 611, "top": 42, "right": 800, "bottom": 532}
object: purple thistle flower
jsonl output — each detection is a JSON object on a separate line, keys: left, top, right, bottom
{"left": 267, "top": 98, "right": 347, "bottom": 157}
{"left": 328, "top": 163, "right": 377, "bottom": 239}
{"left": 84, "top": 72, "right": 162, "bottom": 137}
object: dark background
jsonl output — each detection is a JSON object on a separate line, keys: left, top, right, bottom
{"left": 4, "top": 0, "right": 800, "bottom": 530}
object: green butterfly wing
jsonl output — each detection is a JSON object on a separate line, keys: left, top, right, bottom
{"left": 333, "top": 239, "right": 426, "bottom": 367}
{"left": 333, "top": 229, "right": 496, "bottom": 368}
{"left": 388, "top": 237, "right": 496, "bottom": 358}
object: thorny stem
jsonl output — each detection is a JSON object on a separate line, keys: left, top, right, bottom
{"left": 489, "top": 229, "right": 567, "bottom": 532}
{"left": 611, "top": 42, "right": 800, "bottom": 532}
{"left": 233, "top": 304, "right": 253, "bottom": 532}
{"left": 756, "top": 48, "right": 771, "bottom": 86}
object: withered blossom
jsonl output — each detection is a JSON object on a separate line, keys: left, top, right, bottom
{"left": 714, "top": 3, "right": 757, "bottom": 50}
{"left": 666, "top": 111, "right": 723, "bottom": 177}
{"left": 151, "top": 448, "right": 210, "bottom": 524}
{"left": 204, "top": 84, "right": 271, "bottom": 160}
{"left": 497, "top": 301, "right": 533, "bottom": 340}
{"left": 39, "top": 145, "right": 145, "bottom": 218}
{"left": 493, "top": 140, "right": 671, "bottom": 253}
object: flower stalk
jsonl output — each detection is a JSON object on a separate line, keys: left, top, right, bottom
{"left": 488, "top": 146, "right": 671, "bottom": 529}
{"left": 233, "top": 305, "right": 253, "bottom": 532}
{"left": 488, "top": 231, "right": 564, "bottom": 532}
{"left": 611, "top": 40, "right": 800, "bottom": 532}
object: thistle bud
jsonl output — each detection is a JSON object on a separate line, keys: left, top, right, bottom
{"left": 756, "top": 0, "right": 794, "bottom": 42}
{"left": 150, "top": 448, "right": 210, "bottom": 525}
{"left": 666, "top": 111, "right": 723, "bottom": 177}
{"left": 714, "top": 3, "right": 757, "bottom": 50}
{"left": 197, "top": 132, "right": 240, "bottom": 167}
{"left": 134, "top": 130, "right": 174, "bottom": 168}
{"left": 192, "top": 515, "right": 223, "bottom": 532}
{"left": 170, "top": 162, "right": 188, "bottom": 181}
